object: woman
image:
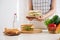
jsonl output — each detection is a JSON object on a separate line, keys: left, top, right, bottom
{"left": 29, "top": 0, "right": 56, "bottom": 21}
{"left": 28, "top": 0, "right": 56, "bottom": 29}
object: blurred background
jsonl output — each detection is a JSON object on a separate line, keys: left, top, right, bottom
{"left": 0, "top": 0, "right": 60, "bottom": 35}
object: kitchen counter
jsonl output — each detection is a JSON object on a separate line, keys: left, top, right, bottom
{"left": 1, "top": 30, "right": 60, "bottom": 40}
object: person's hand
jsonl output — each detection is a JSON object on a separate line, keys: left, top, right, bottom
{"left": 35, "top": 16, "right": 45, "bottom": 21}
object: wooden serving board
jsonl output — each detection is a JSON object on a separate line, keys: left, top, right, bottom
{"left": 21, "top": 28, "right": 42, "bottom": 34}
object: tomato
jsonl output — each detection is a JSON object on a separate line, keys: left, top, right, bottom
{"left": 48, "top": 23, "right": 56, "bottom": 31}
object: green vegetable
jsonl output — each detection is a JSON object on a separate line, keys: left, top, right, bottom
{"left": 54, "top": 18, "right": 60, "bottom": 25}
{"left": 44, "top": 15, "right": 59, "bottom": 27}
{"left": 52, "top": 15, "right": 59, "bottom": 23}
{"left": 52, "top": 15, "right": 59, "bottom": 20}
{"left": 44, "top": 19, "right": 53, "bottom": 26}
{"left": 24, "top": 26, "right": 33, "bottom": 31}
{"left": 52, "top": 15, "right": 60, "bottom": 25}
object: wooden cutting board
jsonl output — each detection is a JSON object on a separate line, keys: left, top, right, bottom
{"left": 21, "top": 28, "right": 42, "bottom": 34}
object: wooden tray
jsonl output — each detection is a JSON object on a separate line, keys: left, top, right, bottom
{"left": 21, "top": 28, "right": 42, "bottom": 34}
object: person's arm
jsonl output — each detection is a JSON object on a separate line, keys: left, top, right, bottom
{"left": 35, "top": 0, "right": 56, "bottom": 21}
{"left": 43, "top": 0, "right": 56, "bottom": 19}
{"left": 29, "top": 0, "right": 33, "bottom": 10}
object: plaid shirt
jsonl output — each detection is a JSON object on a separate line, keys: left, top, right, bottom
{"left": 32, "top": 0, "right": 51, "bottom": 14}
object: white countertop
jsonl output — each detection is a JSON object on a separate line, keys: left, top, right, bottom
{"left": 1, "top": 30, "right": 60, "bottom": 40}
